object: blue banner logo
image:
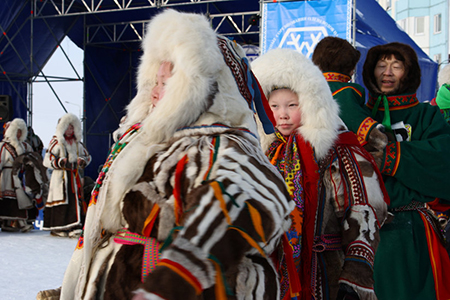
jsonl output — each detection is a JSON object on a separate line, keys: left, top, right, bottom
{"left": 262, "top": 0, "right": 351, "bottom": 58}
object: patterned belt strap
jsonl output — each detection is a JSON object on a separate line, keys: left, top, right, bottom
{"left": 392, "top": 201, "right": 445, "bottom": 244}
{"left": 391, "top": 200, "right": 425, "bottom": 212}
{"left": 312, "top": 234, "right": 342, "bottom": 252}
{"left": 311, "top": 234, "right": 342, "bottom": 298}
{"left": 114, "top": 228, "right": 161, "bottom": 283}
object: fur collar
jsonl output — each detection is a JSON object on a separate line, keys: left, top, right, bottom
{"left": 251, "top": 48, "right": 340, "bottom": 159}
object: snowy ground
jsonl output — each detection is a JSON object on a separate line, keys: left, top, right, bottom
{"left": 0, "top": 229, "right": 78, "bottom": 300}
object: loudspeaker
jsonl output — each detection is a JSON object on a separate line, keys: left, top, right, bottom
{"left": 0, "top": 95, "right": 12, "bottom": 122}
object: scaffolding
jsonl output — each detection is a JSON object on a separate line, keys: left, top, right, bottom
{"left": 0, "top": 0, "right": 260, "bottom": 139}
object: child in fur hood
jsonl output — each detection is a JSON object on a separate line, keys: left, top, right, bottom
{"left": 0, "top": 118, "right": 34, "bottom": 232}
{"left": 43, "top": 113, "right": 91, "bottom": 238}
{"left": 252, "top": 48, "right": 389, "bottom": 300}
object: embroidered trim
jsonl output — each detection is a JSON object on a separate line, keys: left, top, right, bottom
{"left": 345, "top": 241, "right": 375, "bottom": 269}
{"left": 382, "top": 141, "right": 400, "bottom": 176}
{"left": 367, "top": 93, "right": 419, "bottom": 111}
{"left": 356, "top": 117, "right": 377, "bottom": 146}
{"left": 332, "top": 86, "right": 363, "bottom": 98}
{"left": 90, "top": 123, "right": 141, "bottom": 206}
{"left": 323, "top": 72, "right": 351, "bottom": 83}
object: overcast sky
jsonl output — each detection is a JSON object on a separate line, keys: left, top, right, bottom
{"left": 32, "top": 37, "right": 84, "bottom": 148}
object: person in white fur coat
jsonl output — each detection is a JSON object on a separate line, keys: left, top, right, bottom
{"left": 36, "top": 9, "right": 293, "bottom": 300}
{"left": 43, "top": 113, "right": 91, "bottom": 237}
{"left": 0, "top": 118, "right": 34, "bottom": 232}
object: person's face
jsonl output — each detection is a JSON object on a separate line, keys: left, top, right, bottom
{"left": 374, "top": 55, "right": 405, "bottom": 94}
{"left": 151, "top": 61, "right": 173, "bottom": 107}
{"left": 65, "top": 124, "right": 74, "bottom": 137}
{"left": 268, "top": 89, "right": 302, "bottom": 136}
{"left": 16, "top": 129, "right": 22, "bottom": 140}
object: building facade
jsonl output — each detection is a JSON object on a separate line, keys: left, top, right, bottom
{"left": 376, "top": 0, "right": 449, "bottom": 68}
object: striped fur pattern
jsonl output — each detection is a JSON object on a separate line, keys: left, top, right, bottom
{"left": 67, "top": 126, "right": 292, "bottom": 299}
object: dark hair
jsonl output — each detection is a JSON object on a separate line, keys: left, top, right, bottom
{"left": 312, "top": 36, "right": 361, "bottom": 76}
{"left": 363, "top": 42, "right": 421, "bottom": 96}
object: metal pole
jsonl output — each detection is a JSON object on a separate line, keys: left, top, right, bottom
{"left": 352, "top": 0, "right": 356, "bottom": 48}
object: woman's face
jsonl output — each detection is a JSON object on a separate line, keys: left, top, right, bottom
{"left": 65, "top": 124, "right": 74, "bottom": 137}
{"left": 151, "top": 61, "right": 173, "bottom": 108}
{"left": 16, "top": 129, "right": 22, "bottom": 140}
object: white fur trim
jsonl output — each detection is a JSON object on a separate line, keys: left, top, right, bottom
{"left": 4, "top": 118, "right": 28, "bottom": 155}
{"left": 55, "top": 113, "right": 82, "bottom": 145}
{"left": 120, "top": 9, "right": 257, "bottom": 146}
{"left": 439, "top": 64, "right": 450, "bottom": 87}
{"left": 132, "top": 289, "right": 166, "bottom": 300}
{"left": 251, "top": 48, "right": 340, "bottom": 159}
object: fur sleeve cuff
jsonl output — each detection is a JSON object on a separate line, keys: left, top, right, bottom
{"left": 381, "top": 141, "right": 400, "bottom": 176}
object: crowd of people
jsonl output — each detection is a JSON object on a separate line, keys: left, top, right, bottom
{"left": 1, "top": 8, "right": 449, "bottom": 300}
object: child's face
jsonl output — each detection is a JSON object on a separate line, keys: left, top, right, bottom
{"left": 268, "top": 89, "right": 301, "bottom": 136}
{"left": 151, "top": 61, "right": 173, "bottom": 107}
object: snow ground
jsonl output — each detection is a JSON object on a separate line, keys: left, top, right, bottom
{"left": 0, "top": 229, "right": 77, "bottom": 300}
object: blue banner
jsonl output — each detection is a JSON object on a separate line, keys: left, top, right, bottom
{"left": 261, "top": 0, "right": 351, "bottom": 58}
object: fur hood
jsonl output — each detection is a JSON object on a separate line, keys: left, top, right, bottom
{"left": 438, "top": 64, "right": 450, "bottom": 87}
{"left": 362, "top": 42, "right": 421, "bottom": 97}
{"left": 55, "top": 113, "right": 82, "bottom": 144}
{"left": 4, "top": 118, "right": 28, "bottom": 155}
{"left": 120, "top": 9, "right": 260, "bottom": 144}
{"left": 97, "top": 9, "right": 270, "bottom": 232}
{"left": 251, "top": 48, "right": 340, "bottom": 159}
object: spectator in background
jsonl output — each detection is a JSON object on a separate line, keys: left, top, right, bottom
{"left": 362, "top": 42, "right": 450, "bottom": 300}
{"left": 43, "top": 113, "right": 91, "bottom": 238}
{"left": 312, "top": 36, "right": 388, "bottom": 154}
{"left": 26, "top": 126, "right": 44, "bottom": 156}
{"left": 0, "top": 118, "right": 33, "bottom": 232}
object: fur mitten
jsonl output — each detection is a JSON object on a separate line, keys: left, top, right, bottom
{"left": 363, "top": 124, "right": 388, "bottom": 152}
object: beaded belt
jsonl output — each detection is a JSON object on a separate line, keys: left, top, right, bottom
{"left": 114, "top": 228, "right": 161, "bottom": 282}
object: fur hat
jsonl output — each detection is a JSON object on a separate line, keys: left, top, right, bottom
{"left": 4, "top": 118, "right": 28, "bottom": 155}
{"left": 362, "top": 42, "right": 421, "bottom": 96}
{"left": 55, "top": 113, "right": 82, "bottom": 144}
{"left": 251, "top": 48, "right": 340, "bottom": 159}
{"left": 120, "top": 9, "right": 266, "bottom": 145}
{"left": 312, "top": 36, "right": 360, "bottom": 76}
{"left": 438, "top": 64, "right": 450, "bottom": 87}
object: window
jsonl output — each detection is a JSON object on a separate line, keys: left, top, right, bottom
{"left": 397, "top": 19, "right": 406, "bottom": 31}
{"left": 434, "top": 14, "right": 442, "bottom": 34}
{"left": 434, "top": 54, "right": 441, "bottom": 65}
{"left": 415, "top": 16, "right": 425, "bottom": 35}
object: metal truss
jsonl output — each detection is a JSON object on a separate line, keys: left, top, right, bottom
{"left": 34, "top": 0, "right": 233, "bottom": 17}
{"left": 85, "top": 11, "right": 260, "bottom": 45}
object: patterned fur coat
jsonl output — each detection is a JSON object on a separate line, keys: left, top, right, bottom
{"left": 56, "top": 10, "right": 292, "bottom": 300}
